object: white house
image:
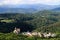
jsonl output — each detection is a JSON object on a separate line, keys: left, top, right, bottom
{"left": 43, "top": 32, "right": 57, "bottom": 38}
{"left": 37, "top": 32, "right": 42, "bottom": 37}
{"left": 43, "top": 32, "right": 51, "bottom": 38}
{"left": 13, "top": 27, "right": 20, "bottom": 34}
{"left": 51, "top": 33, "right": 57, "bottom": 37}
{"left": 22, "top": 32, "right": 32, "bottom": 37}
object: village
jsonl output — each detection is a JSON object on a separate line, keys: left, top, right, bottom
{"left": 13, "top": 27, "right": 57, "bottom": 38}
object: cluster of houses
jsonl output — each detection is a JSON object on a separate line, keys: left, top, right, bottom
{"left": 13, "top": 27, "right": 57, "bottom": 38}
{"left": 22, "top": 32, "right": 57, "bottom": 38}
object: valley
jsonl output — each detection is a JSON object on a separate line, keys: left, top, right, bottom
{"left": 0, "top": 10, "right": 60, "bottom": 40}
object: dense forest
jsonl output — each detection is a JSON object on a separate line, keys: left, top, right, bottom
{"left": 0, "top": 10, "right": 60, "bottom": 40}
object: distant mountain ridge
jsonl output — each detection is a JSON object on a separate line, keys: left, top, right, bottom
{"left": 0, "top": 4, "right": 60, "bottom": 13}
{"left": 0, "top": 8, "right": 37, "bottom": 13}
{"left": 52, "top": 7, "right": 60, "bottom": 11}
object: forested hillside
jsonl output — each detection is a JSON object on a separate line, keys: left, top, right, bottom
{"left": 0, "top": 10, "right": 60, "bottom": 40}
{"left": 0, "top": 10, "right": 60, "bottom": 33}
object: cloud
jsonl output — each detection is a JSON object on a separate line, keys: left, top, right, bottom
{"left": 39, "top": 0, "right": 60, "bottom": 5}
{"left": 0, "top": 0, "right": 60, "bottom": 6}
{"left": 0, "top": 0, "right": 23, "bottom": 5}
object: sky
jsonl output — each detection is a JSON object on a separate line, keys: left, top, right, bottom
{"left": 0, "top": 0, "right": 60, "bottom": 6}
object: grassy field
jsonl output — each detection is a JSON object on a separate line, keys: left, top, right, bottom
{"left": 0, "top": 19, "right": 15, "bottom": 23}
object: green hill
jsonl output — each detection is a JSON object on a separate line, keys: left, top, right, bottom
{"left": 0, "top": 10, "right": 60, "bottom": 33}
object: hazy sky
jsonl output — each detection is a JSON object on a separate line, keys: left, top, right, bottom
{"left": 0, "top": 0, "right": 60, "bottom": 6}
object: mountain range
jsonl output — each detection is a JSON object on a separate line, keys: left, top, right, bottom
{"left": 0, "top": 4, "right": 60, "bottom": 13}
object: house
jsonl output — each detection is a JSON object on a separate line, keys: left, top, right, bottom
{"left": 43, "top": 32, "right": 51, "bottom": 38}
{"left": 37, "top": 32, "right": 43, "bottom": 37}
{"left": 42, "top": 32, "right": 57, "bottom": 38}
{"left": 31, "top": 32, "right": 42, "bottom": 37}
{"left": 51, "top": 33, "right": 57, "bottom": 37}
{"left": 13, "top": 27, "right": 20, "bottom": 34}
{"left": 31, "top": 32, "right": 38, "bottom": 36}
{"left": 22, "top": 32, "right": 32, "bottom": 37}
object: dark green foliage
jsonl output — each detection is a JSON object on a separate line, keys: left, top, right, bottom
{"left": 0, "top": 10, "right": 60, "bottom": 34}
